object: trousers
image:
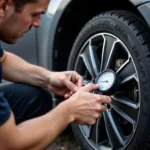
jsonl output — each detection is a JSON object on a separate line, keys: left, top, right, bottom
{"left": 0, "top": 82, "right": 53, "bottom": 124}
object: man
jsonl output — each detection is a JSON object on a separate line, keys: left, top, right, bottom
{"left": 0, "top": 0, "right": 111, "bottom": 149}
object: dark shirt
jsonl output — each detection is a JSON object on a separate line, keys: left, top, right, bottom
{"left": 0, "top": 44, "right": 11, "bottom": 126}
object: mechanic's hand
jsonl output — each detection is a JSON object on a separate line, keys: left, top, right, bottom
{"left": 66, "top": 83, "right": 111, "bottom": 125}
{"left": 48, "top": 71, "right": 83, "bottom": 98}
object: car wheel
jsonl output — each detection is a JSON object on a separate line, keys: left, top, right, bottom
{"left": 67, "top": 10, "right": 150, "bottom": 150}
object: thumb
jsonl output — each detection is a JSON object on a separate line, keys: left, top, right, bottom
{"left": 79, "top": 83, "right": 99, "bottom": 92}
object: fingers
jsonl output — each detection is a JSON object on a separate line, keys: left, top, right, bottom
{"left": 64, "top": 91, "right": 75, "bottom": 99}
{"left": 79, "top": 83, "right": 100, "bottom": 92}
{"left": 96, "top": 104, "right": 107, "bottom": 112}
{"left": 61, "top": 76, "right": 79, "bottom": 92}
{"left": 62, "top": 71, "right": 83, "bottom": 93}
{"left": 92, "top": 112, "right": 102, "bottom": 119}
{"left": 74, "top": 72, "right": 83, "bottom": 88}
{"left": 94, "top": 94, "right": 111, "bottom": 104}
{"left": 64, "top": 94, "right": 70, "bottom": 99}
{"left": 61, "top": 72, "right": 99, "bottom": 94}
{"left": 82, "top": 113, "right": 102, "bottom": 125}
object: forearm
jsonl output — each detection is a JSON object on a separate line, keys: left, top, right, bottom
{"left": 1, "top": 101, "right": 72, "bottom": 150}
{"left": 2, "top": 52, "right": 52, "bottom": 88}
{"left": 18, "top": 102, "right": 71, "bottom": 150}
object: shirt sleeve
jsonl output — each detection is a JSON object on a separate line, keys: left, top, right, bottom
{"left": 0, "top": 90, "right": 11, "bottom": 126}
{"left": 0, "top": 43, "right": 9, "bottom": 126}
{"left": 0, "top": 43, "right": 4, "bottom": 58}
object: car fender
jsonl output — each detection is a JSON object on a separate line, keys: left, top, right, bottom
{"left": 37, "top": 0, "right": 150, "bottom": 70}
{"left": 129, "top": 0, "right": 150, "bottom": 6}
{"left": 37, "top": 0, "right": 72, "bottom": 70}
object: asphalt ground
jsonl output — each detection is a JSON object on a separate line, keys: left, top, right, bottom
{"left": 47, "top": 126, "right": 81, "bottom": 150}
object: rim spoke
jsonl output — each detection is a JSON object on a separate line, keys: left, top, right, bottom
{"left": 111, "top": 104, "right": 136, "bottom": 127}
{"left": 81, "top": 117, "right": 109, "bottom": 147}
{"left": 80, "top": 121, "right": 101, "bottom": 144}
{"left": 99, "top": 142, "right": 112, "bottom": 150}
{"left": 117, "top": 57, "right": 136, "bottom": 81}
{"left": 80, "top": 125, "right": 91, "bottom": 138}
{"left": 80, "top": 54, "right": 94, "bottom": 77}
{"left": 112, "top": 96, "right": 139, "bottom": 123}
{"left": 103, "top": 112, "right": 114, "bottom": 149}
{"left": 89, "top": 40, "right": 100, "bottom": 75}
{"left": 80, "top": 41, "right": 100, "bottom": 78}
{"left": 88, "top": 119, "right": 100, "bottom": 144}
{"left": 103, "top": 111, "right": 125, "bottom": 149}
{"left": 121, "top": 73, "right": 138, "bottom": 84}
{"left": 100, "top": 34, "right": 118, "bottom": 71}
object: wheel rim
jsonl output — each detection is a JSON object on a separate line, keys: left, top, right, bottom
{"left": 74, "top": 33, "right": 141, "bottom": 150}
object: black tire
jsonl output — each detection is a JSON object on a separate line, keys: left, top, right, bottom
{"left": 67, "top": 10, "right": 150, "bottom": 150}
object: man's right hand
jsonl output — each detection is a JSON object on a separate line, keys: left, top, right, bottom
{"left": 66, "top": 83, "right": 111, "bottom": 125}
{"left": 0, "top": 83, "right": 111, "bottom": 150}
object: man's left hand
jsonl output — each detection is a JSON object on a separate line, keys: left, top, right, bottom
{"left": 47, "top": 71, "right": 83, "bottom": 98}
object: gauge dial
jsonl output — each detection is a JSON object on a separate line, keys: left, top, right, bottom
{"left": 95, "top": 69, "right": 121, "bottom": 95}
{"left": 97, "top": 71, "right": 115, "bottom": 91}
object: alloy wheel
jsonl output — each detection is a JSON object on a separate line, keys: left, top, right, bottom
{"left": 74, "top": 33, "right": 140, "bottom": 150}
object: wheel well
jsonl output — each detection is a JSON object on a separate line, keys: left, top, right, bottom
{"left": 53, "top": 0, "right": 145, "bottom": 71}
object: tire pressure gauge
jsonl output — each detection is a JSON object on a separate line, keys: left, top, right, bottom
{"left": 95, "top": 69, "right": 121, "bottom": 95}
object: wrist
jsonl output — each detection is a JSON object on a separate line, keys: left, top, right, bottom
{"left": 58, "top": 100, "right": 75, "bottom": 123}
{"left": 46, "top": 71, "right": 54, "bottom": 88}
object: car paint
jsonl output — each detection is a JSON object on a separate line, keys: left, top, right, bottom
{"left": 138, "top": 2, "right": 150, "bottom": 27}
{"left": 1, "top": 0, "right": 150, "bottom": 70}
{"left": 129, "top": 0, "right": 150, "bottom": 6}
